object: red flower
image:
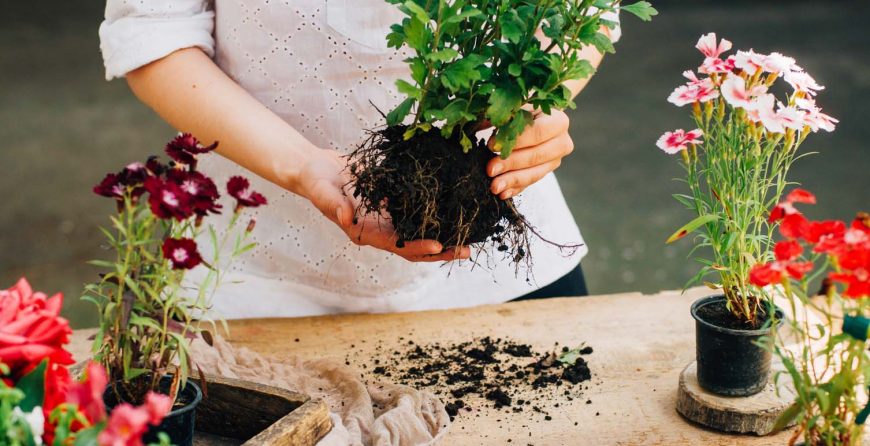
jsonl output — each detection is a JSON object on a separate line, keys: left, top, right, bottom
{"left": 227, "top": 176, "right": 267, "bottom": 210}
{"left": 144, "top": 393, "right": 172, "bottom": 425}
{"left": 167, "top": 170, "right": 221, "bottom": 217}
{"left": 66, "top": 362, "right": 109, "bottom": 424}
{"left": 785, "top": 188, "right": 816, "bottom": 204}
{"left": 144, "top": 177, "right": 194, "bottom": 221}
{"left": 780, "top": 213, "right": 811, "bottom": 239}
{"left": 750, "top": 262, "right": 784, "bottom": 287}
{"left": 162, "top": 238, "right": 203, "bottom": 269}
{"left": 0, "top": 279, "right": 73, "bottom": 380}
{"left": 165, "top": 133, "right": 218, "bottom": 168}
{"left": 93, "top": 173, "right": 125, "bottom": 199}
{"left": 98, "top": 404, "right": 151, "bottom": 446}
{"left": 775, "top": 239, "right": 803, "bottom": 262}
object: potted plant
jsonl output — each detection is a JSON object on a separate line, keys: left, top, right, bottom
{"left": 349, "top": 0, "right": 656, "bottom": 264}
{"left": 1, "top": 278, "right": 172, "bottom": 446}
{"left": 84, "top": 134, "right": 267, "bottom": 445}
{"left": 750, "top": 191, "right": 870, "bottom": 445}
{"left": 657, "top": 33, "right": 837, "bottom": 396}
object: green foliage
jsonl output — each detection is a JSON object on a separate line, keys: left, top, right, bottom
{"left": 385, "top": 0, "right": 656, "bottom": 157}
{"left": 13, "top": 361, "right": 46, "bottom": 413}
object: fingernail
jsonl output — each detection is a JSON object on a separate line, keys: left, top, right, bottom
{"left": 431, "top": 242, "right": 443, "bottom": 253}
{"left": 494, "top": 180, "right": 506, "bottom": 194}
{"left": 491, "top": 163, "right": 503, "bottom": 176}
{"left": 502, "top": 190, "right": 513, "bottom": 199}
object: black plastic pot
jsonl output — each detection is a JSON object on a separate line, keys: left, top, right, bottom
{"left": 104, "top": 376, "right": 202, "bottom": 446}
{"left": 691, "top": 295, "right": 783, "bottom": 397}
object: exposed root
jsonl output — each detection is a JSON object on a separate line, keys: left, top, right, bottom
{"left": 347, "top": 125, "right": 583, "bottom": 274}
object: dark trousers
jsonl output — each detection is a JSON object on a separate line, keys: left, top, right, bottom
{"left": 511, "top": 264, "right": 589, "bottom": 301}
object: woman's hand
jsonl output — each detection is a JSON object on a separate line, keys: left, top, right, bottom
{"left": 297, "top": 149, "right": 471, "bottom": 262}
{"left": 486, "top": 109, "right": 574, "bottom": 200}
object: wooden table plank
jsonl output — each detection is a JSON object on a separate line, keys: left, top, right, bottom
{"left": 70, "top": 288, "right": 797, "bottom": 445}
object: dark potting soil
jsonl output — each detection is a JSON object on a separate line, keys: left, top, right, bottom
{"left": 696, "top": 299, "right": 772, "bottom": 330}
{"left": 348, "top": 126, "right": 537, "bottom": 264}
{"left": 349, "top": 336, "right": 595, "bottom": 423}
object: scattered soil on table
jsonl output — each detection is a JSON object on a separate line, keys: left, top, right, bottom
{"left": 349, "top": 336, "right": 595, "bottom": 422}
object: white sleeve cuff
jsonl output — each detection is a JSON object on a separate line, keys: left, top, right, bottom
{"left": 601, "top": 9, "right": 622, "bottom": 43}
{"left": 99, "top": 11, "right": 215, "bottom": 80}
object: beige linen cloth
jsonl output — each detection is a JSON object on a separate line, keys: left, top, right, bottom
{"left": 192, "top": 337, "right": 451, "bottom": 445}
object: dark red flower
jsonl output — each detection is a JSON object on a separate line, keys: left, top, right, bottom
{"left": 227, "top": 176, "right": 267, "bottom": 210}
{"left": 93, "top": 173, "right": 125, "bottom": 199}
{"left": 144, "top": 177, "right": 194, "bottom": 221}
{"left": 118, "top": 162, "right": 148, "bottom": 186}
{"left": 145, "top": 156, "right": 166, "bottom": 177}
{"left": 162, "top": 238, "right": 203, "bottom": 269}
{"left": 167, "top": 170, "right": 221, "bottom": 217}
{"left": 165, "top": 133, "right": 218, "bottom": 168}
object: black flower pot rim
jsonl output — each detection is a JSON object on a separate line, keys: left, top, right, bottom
{"left": 164, "top": 378, "right": 203, "bottom": 418}
{"left": 690, "top": 294, "right": 784, "bottom": 336}
{"left": 105, "top": 376, "right": 203, "bottom": 416}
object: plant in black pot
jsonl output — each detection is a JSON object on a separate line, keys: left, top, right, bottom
{"left": 85, "top": 134, "right": 267, "bottom": 446}
{"left": 656, "top": 33, "right": 837, "bottom": 396}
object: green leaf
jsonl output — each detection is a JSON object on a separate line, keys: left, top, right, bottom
{"left": 621, "top": 1, "right": 659, "bottom": 21}
{"left": 493, "top": 110, "right": 534, "bottom": 157}
{"left": 508, "top": 63, "right": 522, "bottom": 77}
{"left": 499, "top": 9, "right": 524, "bottom": 44}
{"left": 565, "top": 59, "right": 595, "bottom": 81}
{"left": 387, "top": 98, "right": 415, "bottom": 126}
{"left": 557, "top": 344, "right": 590, "bottom": 365}
{"left": 402, "top": 1, "right": 430, "bottom": 24}
{"left": 395, "top": 79, "right": 422, "bottom": 100}
{"left": 441, "top": 55, "right": 485, "bottom": 92}
{"left": 770, "top": 401, "right": 801, "bottom": 433}
{"left": 666, "top": 214, "right": 719, "bottom": 244}
{"left": 426, "top": 48, "right": 460, "bottom": 63}
{"left": 444, "top": 8, "right": 482, "bottom": 25}
{"left": 403, "top": 16, "right": 429, "bottom": 51}
{"left": 15, "top": 360, "right": 47, "bottom": 412}
{"left": 73, "top": 423, "right": 105, "bottom": 446}
{"left": 590, "top": 32, "right": 615, "bottom": 54}
{"left": 486, "top": 82, "right": 523, "bottom": 127}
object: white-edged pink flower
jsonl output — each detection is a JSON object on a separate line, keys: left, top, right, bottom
{"left": 699, "top": 55, "right": 736, "bottom": 75}
{"left": 776, "top": 103, "right": 806, "bottom": 131}
{"left": 746, "top": 94, "right": 784, "bottom": 133}
{"left": 696, "top": 33, "right": 732, "bottom": 59}
{"left": 762, "top": 52, "right": 797, "bottom": 74}
{"left": 784, "top": 70, "right": 825, "bottom": 96}
{"left": 795, "top": 97, "right": 838, "bottom": 132}
{"left": 733, "top": 49, "right": 767, "bottom": 75}
{"left": 656, "top": 129, "right": 704, "bottom": 155}
{"left": 668, "top": 74, "right": 719, "bottom": 107}
{"left": 720, "top": 73, "right": 767, "bottom": 109}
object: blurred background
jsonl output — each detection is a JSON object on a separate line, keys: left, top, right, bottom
{"left": 1, "top": 1, "right": 867, "bottom": 328}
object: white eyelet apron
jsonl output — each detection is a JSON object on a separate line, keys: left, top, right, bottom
{"left": 99, "top": 0, "right": 606, "bottom": 318}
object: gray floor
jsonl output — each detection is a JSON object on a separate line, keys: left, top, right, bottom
{"left": 1, "top": 1, "right": 868, "bottom": 328}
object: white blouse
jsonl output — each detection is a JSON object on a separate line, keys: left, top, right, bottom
{"left": 100, "top": 0, "right": 618, "bottom": 318}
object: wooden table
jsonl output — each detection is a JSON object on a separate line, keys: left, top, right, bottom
{"left": 71, "top": 287, "right": 796, "bottom": 445}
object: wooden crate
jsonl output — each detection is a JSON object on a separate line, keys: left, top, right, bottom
{"left": 195, "top": 374, "right": 333, "bottom": 446}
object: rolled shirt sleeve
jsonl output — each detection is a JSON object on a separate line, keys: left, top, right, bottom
{"left": 99, "top": 0, "right": 215, "bottom": 80}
